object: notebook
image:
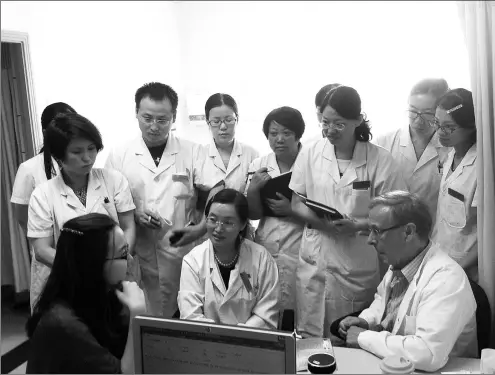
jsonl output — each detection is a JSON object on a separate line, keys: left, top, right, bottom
{"left": 294, "top": 192, "right": 344, "bottom": 220}
{"left": 260, "top": 172, "right": 293, "bottom": 217}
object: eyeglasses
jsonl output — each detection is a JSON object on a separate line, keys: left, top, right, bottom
{"left": 106, "top": 244, "right": 129, "bottom": 261}
{"left": 208, "top": 117, "right": 237, "bottom": 127}
{"left": 206, "top": 216, "right": 237, "bottom": 230}
{"left": 429, "top": 118, "right": 460, "bottom": 135}
{"left": 138, "top": 114, "right": 173, "bottom": 126}
{"left": 369, "top": 224, "right": 404, "bottom": 237}
{"left": 407, "top": 109, "right": 436, "bottom": 123}
{"left": 319, "top": 121, "right": 346, "bottom": 131}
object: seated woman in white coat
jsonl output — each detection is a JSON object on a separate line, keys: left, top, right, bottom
{"left": 178, "top": 189, "right": 279, "bottom": 330}
{"left": 27, "top": 113, "right": 136, "bottom": 310}
{"left": 246, "top": 106, "right": 306, "bottom": 331}
{"left": 431, "top": 89, "right": 478, "bottom": 282}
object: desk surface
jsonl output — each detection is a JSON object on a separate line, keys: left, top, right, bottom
{"left": 298, "top": 347, "right": 480, "bottom": 374}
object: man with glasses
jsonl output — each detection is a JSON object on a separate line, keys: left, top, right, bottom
{"left": 375, "top": 78, "right": 451, "bottom": 223}
{"left": 105, "top": 82, "right": 204, "bottom": 318}
{"left": 336, "top": 191, "right": 477, "bottom": 372}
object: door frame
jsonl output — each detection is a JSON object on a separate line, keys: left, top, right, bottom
{"left": 1, "top": 30, "right": 41, "bottom": 152}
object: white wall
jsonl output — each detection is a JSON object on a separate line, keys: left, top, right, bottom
{"left": 1, "top": 1, "right": 185, "bottom": 167}
{"left": 175, "top": 1, "right": 471, "bottom": 152}
{"left": 2, "top": 1, "right": 472, "bottom": 160}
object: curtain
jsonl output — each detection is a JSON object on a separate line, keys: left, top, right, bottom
{"left": 1, "top": 43, "right": 31, "bottom": 297}
{"left": 457, "top": 1, "right": 495, "bottom": 346}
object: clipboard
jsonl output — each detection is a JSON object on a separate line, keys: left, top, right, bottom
{"left": 294, "top": 192, "right": 344, "bottom": 220}
{"left": 260, "top": 172, "right": 293, "bottom": 217}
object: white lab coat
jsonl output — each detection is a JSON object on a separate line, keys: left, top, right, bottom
{"left": 27, "top": 168, "right": 135, "bottom": 310}
{"left": 375, "top": 127, "right": 450, "bottom": 223}
{"left": 431, "top": 144, "right": 478, "bottom": 281}
{"left": 196, "top": 139, "right": 259, "bottom": 194}
{"left": 358, "top": 241, "right": 478, "bottom": 372}
{"left": 11, "top": 154, "right": 60, "bottom": 205}
{"left": 194, "top": 139, "right": 259, "bottom": 242}
{"left": 105, "top": 133, "right": 203, "bottom": 317}
{"left": 178, "top": 239, "right": 279, "bottom": 329}
{"left": 289, "top": 139, "right": 406, "bottom": 338}
{"left": 245, "top": 151, "right": 303, "bottom": 311}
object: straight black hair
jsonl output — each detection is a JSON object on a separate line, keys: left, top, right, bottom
{"left": 39, "top": 102, "right": 76, "bottom": 180}
{"left": 26, "top": 214, "right": 123, "bottom": 353}
{"left": 321, "top": 85, "right": 372, "bottom": 142}
{"left": 205, "top": 93, "right": 239, "bottom": 119}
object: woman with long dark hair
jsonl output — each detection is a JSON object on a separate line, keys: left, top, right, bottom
{"left": 431, "top": 88, "right": 478, "bottom": 281}
{"left": 11, "top": 102, "right": 76, "bottom": 233}
{"left": 26, "top": 213, "right": 146, "bottom": 374}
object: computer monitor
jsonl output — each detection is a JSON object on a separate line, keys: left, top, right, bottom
{"left": 133, "top": 316, "right": 297, "bottom": 374}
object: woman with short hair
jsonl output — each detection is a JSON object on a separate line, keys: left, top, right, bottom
{"left": 27, "top": 112, "right": 136, "bottom": 310}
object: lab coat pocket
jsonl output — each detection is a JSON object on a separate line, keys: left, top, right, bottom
{"left": 349, "top": 188, "right": 371, "bottom": 218}
{"left": 238, "top": 286, "right": 258, "bottom": 315}
{"left": 445, "top": 197, "right": 467, "bottom": 229}
{"left": 300, "top": 225, "right": 321, "bottom": 265}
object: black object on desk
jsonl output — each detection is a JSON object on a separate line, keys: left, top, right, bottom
{"left": 307, "top": 353, "right": 336, "bottom": 374}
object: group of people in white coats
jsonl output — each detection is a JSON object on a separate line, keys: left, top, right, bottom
{"left": 13, "top": 78, "right": 481, "bottom": 373}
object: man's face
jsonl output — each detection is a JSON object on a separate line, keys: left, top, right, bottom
{"left": 367, "top": 205, "right": 405, "bottom": 268}
{"left": 136, "top": 96, "right": 175, "bottom": 146}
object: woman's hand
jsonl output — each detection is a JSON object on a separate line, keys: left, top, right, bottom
{"left": 249, "top": 167, "right": 271, "bottom": 190}
{"left": 265, "top": 193, "right": 292, "bottom": 216}
{"left": 115, "top": 281, "right": 147, "bottom": 316}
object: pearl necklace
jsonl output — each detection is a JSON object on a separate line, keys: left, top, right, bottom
{"left": 214, "top": 251, "right": 239, "bottom": 268}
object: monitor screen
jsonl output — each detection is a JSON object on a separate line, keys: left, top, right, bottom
{"left": 140, "top": 325, "right": 289, "bottom": 374}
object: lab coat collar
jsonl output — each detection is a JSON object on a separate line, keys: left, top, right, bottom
{"left": 392, "top": 241, "right": 436, "bottom": 334}
{"left": 445, "top": 143, "right": 477, "bottom": 183}
{"left": 266, "top": 143, "right": 303, "bottom": 175}
{"left": 265, "top": 152, "right": 280, "bottom": 175}
{"left": 57, "top": 169, "right": 102, "bottom": 211}
{"left": 398, "top": 126, "right": 418, "bottom": 165}
{"left": 209, "top": 241, "right": 227, "bottom": 296}
{"left": 208, "top": 240, "right": 252, "bottom": 305}
{"left": 400, "top": 126, "right": 445, "bottom": 171}
{"left": 208, "top": 138, "right": 243, "bottom": 177}
{"left": 133, "top": 134, "right": 179, "bottom": 175}
{"left": 222, "top": 240, "right": 252, "bottom": 304}
{"left": 337, "top": 141, "right": 368, "bottom": 188}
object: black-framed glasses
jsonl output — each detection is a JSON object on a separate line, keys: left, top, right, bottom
{"left": 106, "top": 244, "right": 129, "bottom": 261}
{"left": 407, "top": 109, "right": 435, "bottom": 123}
{"left": 429, "top": 118, "right": 460, "bottom": 135}
{"left": 208, "top": 117, "right": 237, "bottom": 127}
{"left": 369, "top": 224, "right": 404, "bottom": 237}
